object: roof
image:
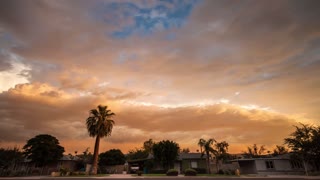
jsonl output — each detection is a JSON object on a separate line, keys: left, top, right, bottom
{"left": 22, "top": 154, "right": 80, "bottom": 163}
{"left": 230, "top": 154, "right": 291, "bottom": 162}
{"left": 178, "top": 153, "right": 206, "bottom": 160}
{"left": 60, "top": 154, "right": 81, "bottom": 161}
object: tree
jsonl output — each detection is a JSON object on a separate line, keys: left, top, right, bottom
{"left": 23, "top": 134, "right": 64, "bottom": 167}
{"left": 273, "top": 145, "right": 288, "bottom": 156}
{"left": 0, "top": 147, "right": 23, "bottom": 170}
{"left": 243, "top": 144, "right": 266, "bottom": 158}
{"left": 86, "top": 105, "right": 115, "bottom": 175}
{"left": 143, "top": 139, "right": 155, "bottom": 154}
{"left": 284, "top": 123, "right": 320, "bottom": 176}
{"left": 99, "top": 149, "right": 125, "bottom": 166}
{"left": 214, "top": 141, "right": 230, "bottom": 172}
{"left": 198, "top": 138, "right": 216, "bottom": 174}
{"left": 181, "top": 148, "right": 190, "bottom": 153}
{"left": 75, "top": 148, "right": 93, "bottom": 171}
{"left": 126, "top": 148, "right": 149, "bottom": 161}
{"left": 153, "top": 140, "right": 180, "bottom": 170}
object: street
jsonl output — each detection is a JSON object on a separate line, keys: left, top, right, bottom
{"left": 1, "top": 176, "right": 320, "bottom": 180}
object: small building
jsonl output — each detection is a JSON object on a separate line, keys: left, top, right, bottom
{"left": 231, "top": 154, "right": 307, "bottom": 175}
{"left": 127, "top": 153, "right": 207, "bottom": 174}
{"left": 178, "top": 153, "right": 207, "bottom": 173}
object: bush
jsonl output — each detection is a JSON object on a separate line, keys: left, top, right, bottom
{"left": 224, "top": 169, "right": 235, "bottom": 175}
{"left": 166, "top": 169, "right": 178, "bottom": 176}
{"left": 217, "top": 169, "right": 224, "bottom": 174}
{"left": 59, "top": 167, "right": 68, "bottom": 176}
{"left": 184, "top": 168, "right": 197, "bottom": 176}
{"left": 192, "top": 168, "right": 206, "bottom": 174}
{"left": 136, "top": 170, "right": 142, "bottom": 176}
{"left": 149, "top": 169, "right": 167, "bottom": 174}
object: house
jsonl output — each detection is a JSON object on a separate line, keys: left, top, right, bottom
{"left": 127, "top": 153, "right": 207, "bottom": 174}
{"left": 230, "top": 154, "right": 317, "bottom": 175}
{"left": 16, "top": 154, "right": 81, "bottom": 175}
{"left": 177, "top": 153, "right": 207, "bottom": 173}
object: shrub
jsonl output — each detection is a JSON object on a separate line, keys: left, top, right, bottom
{"left": 31, "top": 169, "right": 40, "bottom": 175}
{"left": 184, "top": 168, "right": 197, "bottom": 176}
{"left": 192, "top": 168, "right": 206, "bottom": 174}
{"left": 217, "top": 169, "right": 224, "bottom": 174}
{"left": 136, "top": 170, "right": 142, "bottom": 176}
{"left": 224, "top": 169, "right": 235, "bottom": 175}
{"left": 166, "top": 169, "right": 178, "bottom": 176}
{"left": 59, "top": 167, "right": 68, "bottom": 176}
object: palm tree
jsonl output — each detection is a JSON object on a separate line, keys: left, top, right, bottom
{"left": 214, "top": 141, "right": 229, "bottom": 172}
{"left": 244, "top": 144, "right": 266, "bottom": 158}
{"left": 273, "top": 145, "right": 288, "bottom": 156}
{"left": 86, "top": 105, "right": 115, "bottom": 175}
{"left": 198, "top": 138, "right": 216, "bottom": 174}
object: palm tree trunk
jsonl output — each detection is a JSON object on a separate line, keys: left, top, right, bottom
{"left": 91, "top": 136, "right": 100, "bottom": 175}
{"left": 206, "top": 152, "right": 211, "bottom": 174}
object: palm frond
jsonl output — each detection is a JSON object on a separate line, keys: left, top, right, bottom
{"left": 86, "top": 105, "right": 115, "bottom": 138}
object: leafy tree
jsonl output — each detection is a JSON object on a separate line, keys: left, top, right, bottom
{"left": 0, "top": 147, "right": 23, "bottom": 170}
{"left": 273, "top": 145, "right": 288, "bottom": 156}
{"left": 23, "top": 134, "right": 64, "bottom": 167}
{"left": 99, "top": 149, "right": 125, "bottom": 166}
{"left": 153, "top": 140, "right": 180, "bottom": 170}
{"left": 243, "top": 144, "right": 267, "bottom": 158}
{"left": 86, "top": 105, "right": 115, "bottom": 175}
{"left": 126, "top": 148, "right": 149, "bottom": 161}
{"left": 214, "top": 141, "right": 230, "bottom": 172}
{"left": 198, "top": 138, "right": 216, "bottom": 174}
{"left": 284, "top": 123, "right": 320, "bottom": 176}
{"left": 75, "top": 148, "right": 93, "bottom": 171}
{"left": 143, "top": 139, "right": 155, "bottom": 154}
{"left": 181, "top": 148, "right": 190, "bottom": 153}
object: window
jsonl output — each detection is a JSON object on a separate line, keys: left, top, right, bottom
{"left": 191, "top": 161, "right": 198, "bottom": 168}
{"left": 265, "top": 160, "right": 274, "bottom": 169}
{"left": 290, "top": 160, "right": 303, "bottom": 169}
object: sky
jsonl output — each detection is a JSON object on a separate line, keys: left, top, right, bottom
{"left": 0, "top": 0, "right": 320, "bottom": 155}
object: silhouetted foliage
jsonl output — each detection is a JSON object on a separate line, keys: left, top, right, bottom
{"left": 99, "top": 149, "right": 125, "bottom": 166}
{"left": 198, "top": 138, "right": 216, "bottom": 174}
{"left": 214, "top": 141, "right": 231, "bottom": 171}
{"left": 74, "top": 147, "right": 93, "bottom": 171}
{"left": 23, "top": 134, "right": 64, "bottom": 167}
{"left": 86, "top": 105, "right": 115, "bottom": 175}
{"left": 126, "top": 148, "right": 149, "bottom": 161}
{"left": 166, "top": 169, "right": 178, "bottom": 176}
{"left": 284, "top": 123, "right": 320, "bottom": 175}
{"left": 181, "top": 148, "right": 190, "bottom": 153}
{"left": 153, "top": 140, "right": 180, "bottom": 170}
{"left": 0, "top": 147, "right": 23, "bottom": 170}
{"left": 143, "top": 139, "right": 155, "bottom": 154}
{"left": 184, "top": 168, "right": 197, "bottom": 176}
{"left": 273, "top": 145, "right": 288, "bottom": 156}
{"left": 243, "top": 144, "right": 267, "bottom": 158}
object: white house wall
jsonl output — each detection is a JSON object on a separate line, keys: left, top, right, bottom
{"left": 274, "top": 160, "right": 291, "bottom": 171}
{"left": 255, "top": 160, "right": 267, "bottom": 171}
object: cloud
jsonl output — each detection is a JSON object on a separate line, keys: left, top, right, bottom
{"left": 0, "top": 82, "right": 301, "bottom": 153}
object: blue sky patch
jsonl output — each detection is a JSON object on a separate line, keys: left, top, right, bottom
{"left": 91, "top": 0, "right": 200, "bottom": 39}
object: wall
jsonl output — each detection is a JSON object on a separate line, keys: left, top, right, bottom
{"left": 255, "top": 160, "right": 267, "bottom": 171}
{"left": 181, "top": 159, "right": 206, "bottom": 172}
{"left": 238, "top": 161, "right": 256, "bottom": 174}
{"left": 102, "top": 165, "right": 125, "bottom": 174}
